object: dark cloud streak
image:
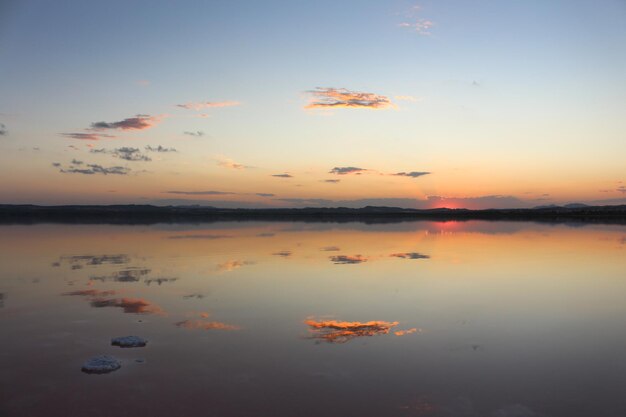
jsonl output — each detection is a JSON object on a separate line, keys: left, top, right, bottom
{"left": 329, "top": 167, "right": 367, "bottom": 175}
{"left": 393, "top": 171, "right": 430, "bottom": 178}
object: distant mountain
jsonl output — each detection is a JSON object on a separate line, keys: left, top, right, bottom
{"left": 533, "top": 203, "right": 590, "bottom": 209}
{"left": 533, "top": 204, "right": 560, "bottom": 209}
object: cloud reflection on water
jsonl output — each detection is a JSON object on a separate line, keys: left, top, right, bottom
{"left": 305, "top": 319, "right": 399, "bottom": 344}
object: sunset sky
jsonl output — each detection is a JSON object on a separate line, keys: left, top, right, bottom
{"left": 0, "top": 0, "right": 624, "bottom": 209}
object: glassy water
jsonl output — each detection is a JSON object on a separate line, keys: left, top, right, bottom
{"left": 1, "top": 221, "right": 625, "bottom": 417}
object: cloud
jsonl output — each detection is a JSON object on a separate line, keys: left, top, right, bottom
{"left": 399, "top": 19, "right": 434, "bottom": 35}
{"left": 216, "top": 260, "right": 254, "bottom": 272}
{"left": 256, "top": 193, "right": 275, "bottom": 197}
{"left": 394, "top": 328, "right": 421, "bottom": 336}
{"left": 330, "top": 255, "right": 368, "bottom": 264}
{"left": 71, "top": 159, "right": 84, "bottom": 165}
{"left": 59, "top": 164, "right": 130, "bottom": 175}
{"left": 145, "top": 145, "right": 177, "bottom": 152}
{"left": 426, "top": 195, "right": 528, "bottom": 210}
{"left": 216, "top": 156, "right": 250, "bottom": 170}
{"left": 390, "top": 252, "right": 430, "bottom": 260}
{"left": 64, "top": 289, "right": 118, "bottom": 297}
{"left": 183, "top": 294, "right": 205, "bottom": 299}
{"left": 64, "top": 289, "right": 165, "bottom": 315}
{"left": 305, "top": 319, "right": 399, "bottom": 344}
{"left": 175, "top": 319, "right": 239, "bottom": 331}
{"left": 305, "top": 88, "right": 394, "bottom": 109}
{"left": 90, "top": 114, "right": 159, "bottom": 131}
{"left": 60, "top": 254, "right": 129, "bottom": 266}
{"left": 329, "top": 166, "right": 367, "bottom": 175}
{"left": 322, "top": 179, "right": 341, "bottom": 183}
{"left": 320, "top": 246, "right": 340, "bottom": 252}
{"left": 144, "top": 277, "right": 179, "bottom": 286}
{"left": 0, "top": 123, "right": 7, "bottom": 135}
{"left": 176, "top": 101, "right": 240, "bottom": 110}
{"left": 275, "top": 196, "right": 530, "bottom": 210}
{"left": 399, "top": 5, "right": 434, "bottom": 36}
{"left": 52, "top": 162, "right": 61, "bottom": 167}
{"left": 273, "top": 251, "right": 292, "bottom": 257}
{"left": 60, "top": 133, "right": 116, "bottom": 140}
{"left": 90, "top": 268, "right": 151, "bottom": 283}
{"left": 393, "top": 171, "right": 430, "bottom": 178}
{"left": 272, "top": 173, "right": 293, "bottom": 178}
{"left": 90, "top": 297, "right": 165, "bottom": 315}
{"left": 90, "top": 147, "right": 151, "bottom": 161}
{"left": 165, "top": 190, "right": 236, "bottom": 195}
{"left": 618, "top": 185, "right": 626, "bottom": 194}
{"left": 115, "top": 147, "right": 151, "bottom": 161}
{"left": 183, "top": 131, "right": 205, "bottom": 137}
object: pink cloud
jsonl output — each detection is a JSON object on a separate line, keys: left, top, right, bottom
{"left": 176, "top": 101, "right": 240, "bottom": 110}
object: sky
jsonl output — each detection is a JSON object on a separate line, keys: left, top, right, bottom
{"left": 0, "top": 0, "right": 625, "bottom": 209}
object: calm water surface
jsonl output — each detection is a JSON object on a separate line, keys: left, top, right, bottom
{"left": 1, "top": 221, "right": 625, "bottom": 417}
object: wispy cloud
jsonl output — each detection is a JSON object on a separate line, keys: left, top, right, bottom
{"left": 398, "top": 20, "right": 434, "bottom": 35}
{"left": 176, "top": 101, "right": 240, "bottom": 110}
{"left": 165, "top": 190, "right": 236, "bottom": 196}
{"left": 272, "top": 173, "right": 293, "bottom": 178}
{"left": 216, "top": 156, "right": 251, "bottom": 170}
{"left": 65, "top": 290, "right": 165, "bottom": 315}
{"left": 390, "top": 252, "right": 430, "bottom": 260}
{"left": 393, "top": 171, "right": 430, "bottom": 178}
{"left": 256, "top": 193, "right": 275, "bottom": 197}
{"left": 90, "top": 297, "right": 165, "bottom": 315}
{"left": 90, "top": 147, "right": 151, "bottom": 162}
{"left": 321, "top": 179, "right": 341, "bottom": 183}
{"left": 330, "top": 255, "right": 368, "bottom": 264}
{"left": 0, "top": 123, "right": 7, "bottom": 136}
{"left": 394, "top": 328, "right": 421, "bottom": 336}
{"left": 399, "top": 5, "right": 435, "bottom": 35}
{"left": 305, "top": 88, "right": 394, "bottom": 109}
{"left": 618, "top": 185, "right": 626, "bottom": 194}
{"left": 329, "top": 166, "right": 367, "bottom": 175}
{"left": 183, "top": 131, "right": 205, "bottom": 137}
{"left": 58, "top": 163, "right": 130, "bottom": 175}
{"left": 216, "top": 260, "right": 255, "bottom": 272}
{"left": 60, "top": 133, "right": 116, "bottom": 141}
{"left": 175, "top": 319, "right": 239, "bottom": 331}
{"left": 145, "top": 145, "right": 177, "bottom": 152}
{"left": 394, "top": 95, "right": 419, "bottom": 102}
{"left": 90, "top": 114, "right": 160, "bottom": 131}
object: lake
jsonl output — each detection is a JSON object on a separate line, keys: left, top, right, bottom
{"left": 1, "top": 221, "right": 625, "bottom": 417}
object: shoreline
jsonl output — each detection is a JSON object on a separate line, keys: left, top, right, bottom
{"left": 1, "top": 204, "right": 625, "bottom": 225}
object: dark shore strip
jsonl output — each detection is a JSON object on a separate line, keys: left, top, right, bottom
{"left": 1, "top": 204, "right": 625, "bottom": 225}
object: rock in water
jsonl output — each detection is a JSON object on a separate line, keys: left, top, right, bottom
{"left": 81, "top": 355, "right": 121, "bottom": 374}
{"left": 111, "top": 335, "right": 148, "bottom": 348}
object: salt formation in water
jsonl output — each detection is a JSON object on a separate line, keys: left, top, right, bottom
{"left": 111, "top": 335, "right": 148, "bottom": 347}
{"left": 81, "top": 355, "right": 122, "bottom": 374}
